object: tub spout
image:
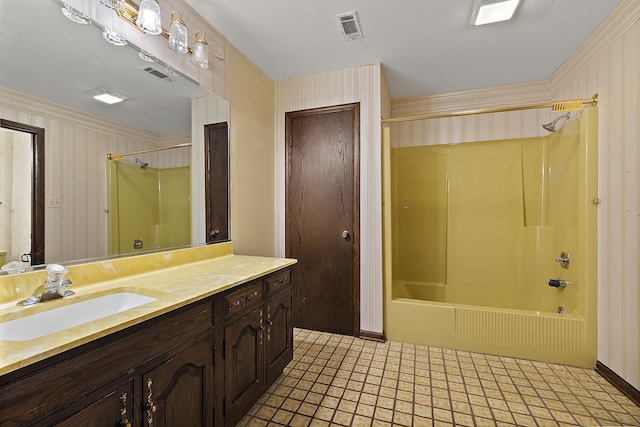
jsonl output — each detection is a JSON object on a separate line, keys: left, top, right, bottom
{"left": 547, "top": 278, "right": 570, "bottom": 288}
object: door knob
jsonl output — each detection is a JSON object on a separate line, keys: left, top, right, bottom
{"left": 342, "top": 230, "right": 350, "bottom": 240}
{"left": 210, "top": 229, "right": 219, "bottom": 238}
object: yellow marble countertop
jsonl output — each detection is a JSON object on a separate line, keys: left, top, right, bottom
{"left": 0, "top": 243, "right": 296, "bottom": 376}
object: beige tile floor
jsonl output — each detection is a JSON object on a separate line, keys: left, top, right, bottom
{"left": 238, "top": 329, "right": 640, "bottom": 427}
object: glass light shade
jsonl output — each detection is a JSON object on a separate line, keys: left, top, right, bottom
{"left": 135, "top": 0, "right": 162, "bottom": 35}
{"left": 99, "top": 0, "right": 125, "bottom": 12}
{"left": 190, "top": 31, "right": 209, "bottom": 69}
{"left": 103, "top": 28, "right": 128, "bottom": 46}
{"left": 168, "top": 12, "right": 188, "bottom": 53}
{"left": 61, "top": 3, "right": 90, "bottom": 24}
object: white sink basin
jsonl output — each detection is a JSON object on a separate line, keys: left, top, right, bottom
{"left": 0, "top": 292, "right": 157, "bottom": 341}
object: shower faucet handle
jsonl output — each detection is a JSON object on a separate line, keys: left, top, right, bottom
{"left": 555, "top": 252, "right": 570, "bottom": 269}
{"left": 547, "top": 278, "right": 570, "bottom": 288}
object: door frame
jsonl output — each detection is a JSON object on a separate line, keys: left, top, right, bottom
{"left": 284, "top": 102, "right": 361, "bottom": 336}
{"left": 0, "top": 119, "right": 45, "bottom": 265}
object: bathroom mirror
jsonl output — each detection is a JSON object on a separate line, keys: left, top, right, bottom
{"left": 0, "top": 0, "right": 229, "bottom": 270}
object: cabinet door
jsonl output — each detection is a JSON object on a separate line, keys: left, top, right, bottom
{"left": 224, "top": 307, "right": 264, "bottom": 426}
{"left": 143, "top": 337, "right": 214, "bottom": 427}
{"left": 266, "top": 290, "right": 293, "bottom": 383}
{"left": 55, "top": 380, "right": 133, "bottom": 427}
{"left": 54, "top": 381, "right": 134, "bottom": 427}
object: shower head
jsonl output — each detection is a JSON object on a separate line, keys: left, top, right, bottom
{"left": 135, "top": 158, "right": 149, "bottom": 169}
{"left": 542, "top": 112, "right": 571, "bottom": 133}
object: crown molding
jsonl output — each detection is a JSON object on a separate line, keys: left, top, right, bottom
{"left": 391, "top": 80, "right": 550, "bottom": 118}
{"left": 0, "top": 87, "right": 158, "bottom": 144}
{"left": 158, "top": 131, "right": 192, "bottom": 147}
{"left": 550, "top": 0, "right": 640, "bottom": 97}
{"left": 391, "top": 0, "right": 640, "bottom": 117}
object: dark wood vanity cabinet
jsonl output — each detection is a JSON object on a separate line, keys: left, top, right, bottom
{"left": 221, "top": 268, "right": 293, "bottom": 427}
{"left": 141, "top": 338, "right": 214, "bottom": 427}
{"left": 51, "top": 338, "right": 214, "bottom": 427}
{"left": 0, "top": 266, "right": 292, "bottom": 427}
{"left": 224, "top": 306, "right": 265, "bottom": 424}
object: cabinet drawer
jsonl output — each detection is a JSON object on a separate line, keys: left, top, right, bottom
{"left": 265, "top": 269, "right": 291, "bottom": 297}
{"left": 224, "top": 281, "right": 263, "bottom": 317}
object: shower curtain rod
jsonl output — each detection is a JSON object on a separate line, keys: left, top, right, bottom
{"left": 106, "top": 143, "right": 192, "bottom": 161}
{"left": 381, "top": 94, "right": 598, "bottom": 125}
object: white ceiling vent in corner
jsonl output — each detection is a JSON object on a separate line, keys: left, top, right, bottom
{"left": 336, "top": 11, "right": 363, "bottom": 41}
{"left": 140, "top": 65, "right": 172, "bottom": 82}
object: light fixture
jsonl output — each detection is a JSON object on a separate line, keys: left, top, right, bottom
{"left": 190, "top": 31, "right": 209, "bottom": 69}
{"left": 138, "top": 50, "right": 155, "bottom": 62}
{"left": 61, "top": 2, "right": 90, "bottom": 25}
{"left": 168, "top": 11, "right": 188, "bottom": 53}
{"left": 135, "top": 0, "right": 162, "bottom": 35}
{"left": 99, "top": 0, "right": 124, "bottom": 12}
{"left": 88, "top": 88, "right": 128, "bottom": 104}
{"left": 470, "top": 0, "right": 522, "bottom": 26}
{"left": 102, "top": 28, "right": 128, "bottom": 46}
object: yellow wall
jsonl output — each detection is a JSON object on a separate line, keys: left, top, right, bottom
{"left": 226, "top": 44, "right": 276, "bottom": 257}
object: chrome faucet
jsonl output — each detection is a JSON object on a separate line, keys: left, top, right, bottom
{"left": 17, "top": 264, "right": 74, "bottom": 306}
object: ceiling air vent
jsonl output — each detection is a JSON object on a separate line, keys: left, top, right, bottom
{"left": 140, "top": 65, "right": 172, "bottom": 82}
{"left": 336, "top": 11, "right": 363, "bottom": 41}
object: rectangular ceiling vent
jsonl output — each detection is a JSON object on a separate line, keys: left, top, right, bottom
{"left": 336, "top": 11, "right": 363, "bottom": 41}
{"left": 140, "top": 65, "right": 172, "bottom": 82}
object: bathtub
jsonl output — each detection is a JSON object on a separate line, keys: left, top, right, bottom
{"left": 381, "top": 108, "right": 598, "bottom": 368}
{"left": 387, "top": 281, "right": 595, "bottom": 368}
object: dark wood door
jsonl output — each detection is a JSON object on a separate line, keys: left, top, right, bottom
{"left": 142, "top": 338, "right": 214, "bottom": 427}
{"left": 205, "top": 122, "right": 229, "bottom": 243}
{"left": 265, "top": 290, "right": 293, "bottom": 383}
{"left": 224, "top": 307, "right": 265, "bottom": 426}
{"left": 285, "top": 103, "right": 360, "bottom": 336}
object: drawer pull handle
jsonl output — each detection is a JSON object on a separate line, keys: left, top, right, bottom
{"left": 230, "top": 290, "right": 259, "bottom": 310}
{"left": 119, "top": 392, "right": 132, "bottom": 427}
{"left": 271, "top": 275, "right": 289, "bottom": 289}
{"left": 146, "top": 378, "right": 158, "bottom": 426}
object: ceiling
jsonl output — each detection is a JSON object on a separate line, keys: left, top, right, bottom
{"left": 185, "top": 0, "right": 622, "bottom": 99}
{"left": 0, "top": 0, "right": 622, "bottom": 135}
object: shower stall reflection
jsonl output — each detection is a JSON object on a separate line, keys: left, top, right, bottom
{"left": 107, "top": 149, "right": 190, "bottom": 255}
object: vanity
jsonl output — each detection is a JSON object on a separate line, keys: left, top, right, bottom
{"left": 0, "top": 242, "right": 295, "bottom": 426}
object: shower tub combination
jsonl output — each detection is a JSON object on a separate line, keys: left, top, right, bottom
{"left": 382, "top": 107, "right": 598, "bottom": 368}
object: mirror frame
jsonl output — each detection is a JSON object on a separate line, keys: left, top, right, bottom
{"left": 0, "top": 119, "right": 45, "bottom": 266}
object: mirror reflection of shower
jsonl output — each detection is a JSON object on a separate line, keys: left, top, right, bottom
{"left": 135, "top": 158, "right": 149, "bottom": 169}
{"left": 542, "top": 112, "right": 571, "bottom": 133}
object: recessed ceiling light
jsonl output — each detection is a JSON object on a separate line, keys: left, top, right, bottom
{"left": 470, "top": 0, "right": 522, "bottom": 26}
{"left": 88, "top": 88, "right": 128, "bottom": 104}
